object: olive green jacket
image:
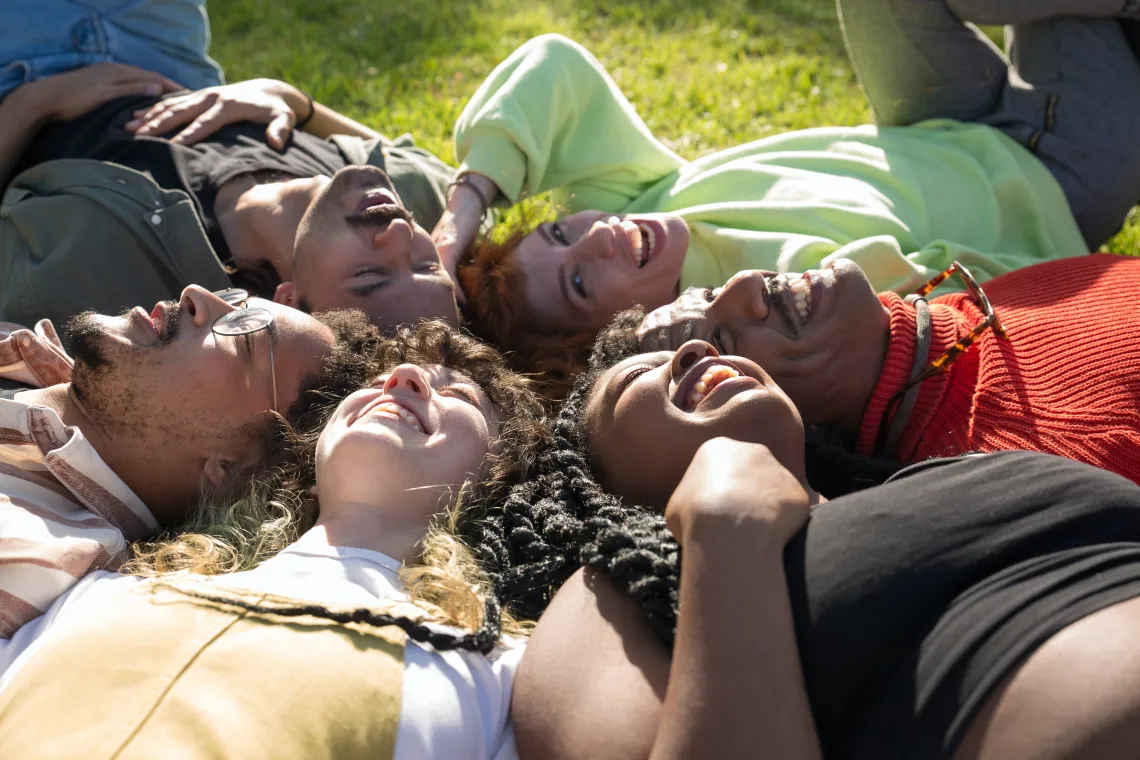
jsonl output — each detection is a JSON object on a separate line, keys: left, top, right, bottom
{"left": 0, "top": 134, "right": 455, "bottom": 326}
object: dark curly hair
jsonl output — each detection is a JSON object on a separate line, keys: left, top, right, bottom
{"left": 461, "top": 309, "right": 907, "bottom": 645}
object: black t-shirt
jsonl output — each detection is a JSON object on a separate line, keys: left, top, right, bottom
{"left": 13, "top": 94, "right": 349, "bottom": 264}
{"left": 791, "top": 451, "right": 1140, "bottom": 758}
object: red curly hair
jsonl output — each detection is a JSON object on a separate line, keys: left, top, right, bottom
{"left": 458, "top": 221, "right": 598, "bottom": 402}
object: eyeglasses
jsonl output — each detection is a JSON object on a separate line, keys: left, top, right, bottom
{"left": 210, "top": 288, "right": 279, "bottom": 413}
{"left": 910, "top": 261, "right": 1008, "bottom": 383}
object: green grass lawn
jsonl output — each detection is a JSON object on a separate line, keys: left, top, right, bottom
{"left": 208, "top": 0, "right": 1139, "bottom": 253}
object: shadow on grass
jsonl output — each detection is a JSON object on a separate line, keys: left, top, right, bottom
{"left": 211, "top": 0, "right": 849, "bottom": 81}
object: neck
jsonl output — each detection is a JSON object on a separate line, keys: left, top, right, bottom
{"left": 17, "top": 383, "right": 113, "bottom": 450}
{"left": 214, "top": 176, "right": 324, "bottom": 281}
{"left": 305, "top": 500, "right": 437, "bottom": 564}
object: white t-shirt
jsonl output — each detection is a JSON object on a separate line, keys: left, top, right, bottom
{"left": 0, "top": 544, "right": 522, "bottom": 760}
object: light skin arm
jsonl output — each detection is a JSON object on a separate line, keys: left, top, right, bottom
{"left": 432, "top": 171, "right": 501, "bottom": 294}
{"left": 513, "top": 439, "right": 821, "bottom": 760}
{"left": 127, "top": 78, "right": 381, "bottom": 148}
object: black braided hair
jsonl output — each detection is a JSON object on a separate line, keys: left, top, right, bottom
{"left": 462, "top": 308, "right": 908, "bottom": 644}
{"left": 174, "top": 588, "right": 503, "bottom": 653}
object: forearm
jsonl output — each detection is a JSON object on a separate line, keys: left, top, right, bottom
{"left": 302, "top": 101, "right": 380, "bottom": 140}
{"left": 0, "top": 86, "right": 51, "bottom": 189}
{"left": 436, "top": 172, "right": 501, "bottom": 275}
{"left": 652, "top": 543, "right": 821, "bottom": 760}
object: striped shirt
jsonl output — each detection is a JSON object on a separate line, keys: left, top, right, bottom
{"left": 0, "top": 323, "right": 158, "bottom": 638}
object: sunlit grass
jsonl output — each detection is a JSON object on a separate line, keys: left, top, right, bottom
{"left": 209, "top": 0, "right": 1138, "bottom": 252}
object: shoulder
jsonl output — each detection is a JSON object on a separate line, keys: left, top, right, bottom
{"left": 513, "top": 567, "right": 669, "bottom": 760}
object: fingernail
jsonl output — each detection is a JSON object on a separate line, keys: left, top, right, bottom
{"left": 145, "top": 84, "right": 162, "bottom": 95}
{"left": 125, "top": 120, "right": 139, "bottom": 129}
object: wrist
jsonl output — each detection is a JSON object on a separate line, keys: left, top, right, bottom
{"left": 277, "top": 82, "right": 311, "bottom": 123}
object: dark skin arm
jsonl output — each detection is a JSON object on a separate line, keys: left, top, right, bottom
{"left": 513, "top": 439, "right": 821, "bottom": 760}
{"left": 0, "top": 63, "right": 180, "bottom": 189}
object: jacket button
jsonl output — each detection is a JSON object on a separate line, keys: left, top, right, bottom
{"left": 150, "top": 213, "right": 163, "bottom": 225}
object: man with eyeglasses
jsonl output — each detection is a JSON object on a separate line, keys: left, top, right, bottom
{"left": 628, "top": 253, "right": 1140, "bottom": 486}
{"left": 0, "top": 286, "right": 377, "bottom": 639}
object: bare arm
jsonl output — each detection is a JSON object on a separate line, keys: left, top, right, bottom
{"left": 0, "top": 85, "right": 50, "bottom": 191}
{"left": 127, "top": 78, "right": 381, "bottom": 148}
{"left": 432, "top": 171, "right": 501, "bottom": 295}
{"left": 513, "top": 439, "right": 821, "bottom": 760}
{"left": 0, "top": 63, "right": 180, "bottom": 189}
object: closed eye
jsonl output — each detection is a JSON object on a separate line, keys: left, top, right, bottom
{"left": 614, "top": 365, "right": 653, "bottom": 399}
{"left": 439, "top": 385, "right": 482, "bottom": 408}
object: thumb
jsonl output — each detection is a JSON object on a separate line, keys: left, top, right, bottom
{"left": 267, "top": 109, "right": 295, "bottom": 150}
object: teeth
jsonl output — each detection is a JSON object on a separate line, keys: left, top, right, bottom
{"left": 641, "top": 224, "right": 656, "bottom": 267}
{"left": 620, "top": 220, "right": 644, "bottom": 266}
{"left": 371, "top": 401, "right": 425, "bottom": 433}
{"left": 686, "top": 365, "right": 742, "bottom": 411}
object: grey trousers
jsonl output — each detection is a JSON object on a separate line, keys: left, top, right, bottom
{"left": 837, "top": 0, "right": 1140, "bottom": 248}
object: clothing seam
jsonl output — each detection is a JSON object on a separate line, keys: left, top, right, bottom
{"left": 108, "top": 595, "right": 263, "bottom": 759}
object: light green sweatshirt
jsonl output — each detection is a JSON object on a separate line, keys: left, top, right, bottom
{"left": 454, "top": 34, "right": 1088, "bottom": 295}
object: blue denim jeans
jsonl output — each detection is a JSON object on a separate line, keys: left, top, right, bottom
{"left": 0, "top": 0, "right": 224, "bottom": 100}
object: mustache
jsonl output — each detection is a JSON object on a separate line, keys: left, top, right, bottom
{"left": 345, "top": 204, "right": 414, "bottom": 230}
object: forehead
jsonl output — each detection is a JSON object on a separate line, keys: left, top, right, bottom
{"left": 249, "top": 298, "right": 334, "bottom": 345}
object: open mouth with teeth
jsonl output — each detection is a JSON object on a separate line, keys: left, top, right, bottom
{"left": 685, "top": 364, "right": 741, "bottom": 411}
{"left": 362, "top": 398, "right": 426, "bottom": 434}
{"left": 612, "top": 217, "right": 661, "bottom": 269}
{"left": 768, "top": 273, "right": 816, "bottom": 334}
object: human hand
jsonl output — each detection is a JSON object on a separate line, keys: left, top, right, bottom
{"left": 20, "top": 63, "right": 182, "bottom": 123}
{"left": 433, "top": 173, "right": 500, "bottom": 307}
{"left": 665, "top": 437, "right": 810, "bottom": 555}
{"left": 126, "top": 78, "right": 307, "bottom": 149}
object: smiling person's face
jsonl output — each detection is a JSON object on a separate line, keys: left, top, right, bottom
{"left": 315, "top": 363, "right": 502, "bottom": 515}
{"left": 637, "top": 260, "right": 891, "bottom": 433}
{"left": 285, "top": 165, "right": 459, "bottom": 330}
{"left": 585, "top": 340, "right": 805, "bottom": 510}
{"left": 514, "top": 211, "right": 690, "bottom": 332}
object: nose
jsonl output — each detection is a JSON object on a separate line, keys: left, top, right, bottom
{"left": 671, "top": 339, "right": 720, "bottom": 381}
{"left": 180, "top": 285, "right": 236, "bottom": 327}
{"left": 580, "top": 218, "right": 618, "bottom": 261}
{"left": 372, "top": 218, "right": 414, "bottom": 268}
{"left": 711, "top": 270, "right": 770, "bottom": 322}
{"left": 383, "top": 364, "right": 432, "bottom": 400}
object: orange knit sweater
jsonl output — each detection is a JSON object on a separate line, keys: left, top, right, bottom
{"left": 855, "top": 254, "right": 1140, "bottom": 484}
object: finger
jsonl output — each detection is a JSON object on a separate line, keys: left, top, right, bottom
{"left": 170, "top": 101, "right": 228, "bottom": 145}
{"left": 98, "top": 82, "right": 174, "bottom": 107}
{"left": 265, "top": 109, "right": 295, "bottom": 150}
{"left": 135, "top": 96, "right": 213, "bottom": 136}
{"left": 127, "top": 99, "right": 180, "bottom": 131}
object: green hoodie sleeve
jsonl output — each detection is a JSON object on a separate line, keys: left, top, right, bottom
{"left": 454, "top": 34, "right": 685, "bottom": 212}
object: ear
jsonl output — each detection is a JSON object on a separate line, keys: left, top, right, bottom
{"left": 273, "top": 281, "right": 296, "bottom": 306}
{"left": 202, "top": 447, "right": 261, "bottom": 489}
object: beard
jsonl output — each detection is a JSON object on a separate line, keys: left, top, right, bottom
{"left": 61, "top": 311, "right": 110, "bottom": 375}
{"left": 60, "top": 305, "right": 182, "bottom": 436}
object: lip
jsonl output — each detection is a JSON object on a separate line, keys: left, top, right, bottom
{"left": 634, "top": 218, "right": 668, "bottom": 268}
{"left": 768, "top": 271, "right": 824, "bottom": 335}
{"left": 355, "top": 392, "right": 430, "bottom": 435}
{"left": 149, "top": 302, "right": 168, "bottom": 340}
{"left": 357, "top": 188, "right": 400, "bottom": 213}
{"left": 670, "top": 355, "right": 760, "bottom": 413}
{"left": 131, "top": 306, "right": 160, "bottom": 343}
